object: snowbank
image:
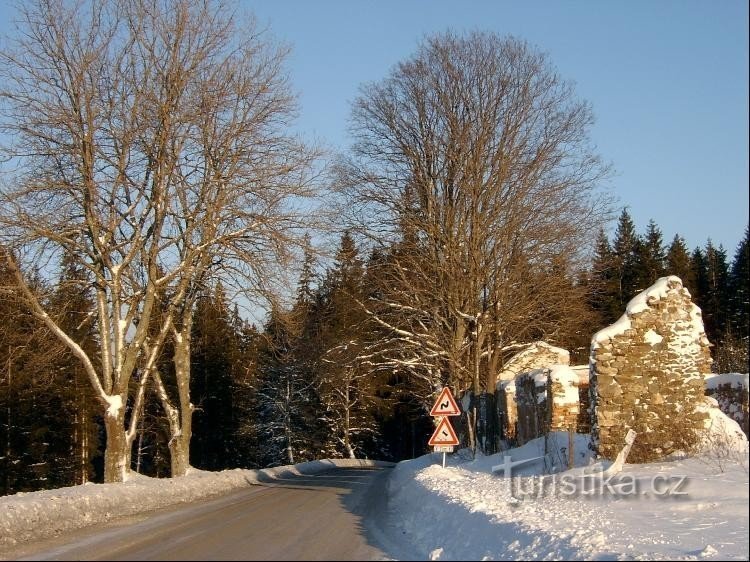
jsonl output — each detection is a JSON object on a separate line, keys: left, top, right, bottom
{"left": 697, "top": 397, "right": 749, "bottom": 453}
{"left": 3, "top": 408, "right": 748, "bottom": 561}
{"left": 389, "top": 423, "right": 748, "bottom": 560}
{"left": 0, "top": 458, "right": 392, "bottom": 549}
{"left": 705, "top": 372, "right": 749, "bottom": 391}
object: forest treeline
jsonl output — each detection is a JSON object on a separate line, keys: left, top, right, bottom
{"left": 1, "top": 215, "right": 747, "bottom": 495}
{"left": 0, "top": 1, "right": 747, "bottom": 496}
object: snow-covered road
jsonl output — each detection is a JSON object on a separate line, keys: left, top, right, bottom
{"left": 2, "top": 467, "right": 401, "bottom": 561}
{"left": 1, "top": 415, "right": 747, "bottom": 561}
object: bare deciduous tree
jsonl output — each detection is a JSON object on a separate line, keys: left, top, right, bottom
{"left": 337, "top": 31, "right": 611, "bottom": 453}
{"left": 0, "top": 0, "right": 318, "bottom": 481}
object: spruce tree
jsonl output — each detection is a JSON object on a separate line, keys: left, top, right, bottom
{"left": 728, "top": 228, "right": 749, "bottom": 343}
{"left": 297, "top": 235, "right": 316, "bottom": 308}
{"left": 0, "top": 251, "right": 70, "bottom": 493}
{"left": 704, "top": 241, "right": 730, "bottom": 347}
{"left": 638, "top": 219, "right": 666, "bottom": 285}
{"left": 313, "top": 232, "right": 386, "bottom": 459}
{"left": 690, "top": 247, "right": 710, "bottom": 312}
{"left": 49, "top": 252, "right": 103, "bottom": 485}
{"left": 190, "top": 283, "right": 237, "bottom": 470}
{"left": 230, "top": 313, "right": 262, "bottom": 468}
{"left": 666, "top": 234, "right": 694, "bottom": 291}
{"left": 255, "top": 307, "right": 326, "bottom": 466}
{"left": 588, "top": 229, "right": 620, "bottom": 325}
{"left": 612, "top": 209, "right": 644, "bottom": 307}
{"left": 720, "top": 227, "right": 750, "bottom": 373}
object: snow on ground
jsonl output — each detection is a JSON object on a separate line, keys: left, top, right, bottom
{"left": 0, "top": 458, "right": 391, "bottom": 550}
{"left": 388, "top": 417, "right": 749, "bottom": 561}
{"left": 1, "top": 407, "right": 748, "bottom": 560}
{"left": 705, "top": 373, "right": 749, "bottom": 390}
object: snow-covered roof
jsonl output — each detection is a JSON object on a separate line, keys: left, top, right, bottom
{"left": 497, "top": 341, "right": 570, "bottom": 384}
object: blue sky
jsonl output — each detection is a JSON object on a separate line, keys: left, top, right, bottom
{"left": 1, "top": 1, "right": 747, "bottom": 254}
{"left": 240, "top": 0, "right": 749, "bottom": 255}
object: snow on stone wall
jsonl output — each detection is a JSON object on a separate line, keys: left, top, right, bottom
{"left": 497, "top": 341, "right": 570, "bottom": 382}
{"left": 589, "top": 276, "right": 712, "bottom": 462}
{"left": 705, "top": 373, "right": 749, "bottom": 436}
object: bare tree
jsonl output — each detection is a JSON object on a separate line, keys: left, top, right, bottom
{"left": 0, "top": 0, "right": 318, "bottom": 480}
{"left": 337, "top": 31, "right": 611, "bottom": 453}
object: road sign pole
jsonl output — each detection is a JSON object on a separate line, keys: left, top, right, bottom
{"left": 442, "top": 452, "right": 446, "bottom": 469}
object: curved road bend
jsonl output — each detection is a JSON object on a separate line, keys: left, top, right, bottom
{"left": 6, "top": 467, "right": 408, "bottom": 561}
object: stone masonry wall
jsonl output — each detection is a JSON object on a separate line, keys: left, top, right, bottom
{"left": 571, "top": 365, "right": 591, "bottom": 434}
{"left": 497, "top": 380, "right": 518, "bottom": 442}
{"left": 512, "top": 365, "right": 580, "bottom": 446}
{"left": 496, "top": 342, "right": 570, "bottom": 443}
{"left": 590, "top": 276, "right": 712, "bottom": 463}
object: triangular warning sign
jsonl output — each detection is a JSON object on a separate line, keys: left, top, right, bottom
{"left": 430, "top": 387, "right": 460, "bottom": 417}
{"left": 428, "top": 417, "right": 460, "bottom": 446}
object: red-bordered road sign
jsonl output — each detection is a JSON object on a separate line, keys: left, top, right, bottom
{"left": 428, "top": 416, "right": 460, "bottom": 446}
{"left": 429, "top": 387, "right": 460, "bottom": 417}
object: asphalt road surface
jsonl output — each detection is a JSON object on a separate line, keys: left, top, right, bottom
{"left": 5, "top": 467, "right": 403, "bottom": 561}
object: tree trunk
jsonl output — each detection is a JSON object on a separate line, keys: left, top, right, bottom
{"left": 344, "top": 384, "right": 355, "bottom": 459}
{"left": 103, "top": 406, "right": 130, "bottom": 483}
{"left": 169, "top": 432, "right": 191, "bottom": 478}
{"left": 484, "top": 344, "right": 499, "bottom": 455}
{"left": 285, "top": 379, "right": 294, "bottom": 465}
{"left": 472, "top": 323, "right": 481, "bottom": 456}
{"left": 170, "top": 332, "right": 193, "bottom": 477}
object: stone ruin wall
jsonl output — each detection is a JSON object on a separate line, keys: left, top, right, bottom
{"left": 571, "top": 365, "right": 592, "bottom": 434}
{"left": 505, "top": 365, "right": 580, "bottom": 446}
{"left": 498, "top": 382, "right": 518, "bottom": 442}
{"left": 496, "top": 342, "right": 570, "bottom": 444}
{"left": 590, "top": 276, "right": 712, "bottom": 463}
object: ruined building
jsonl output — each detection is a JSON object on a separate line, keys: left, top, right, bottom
{"left": 589, "top": 276, "right": 712, "bottom": 462}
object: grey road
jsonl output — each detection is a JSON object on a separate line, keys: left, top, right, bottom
{"left": 5, "top": 467, "right": 409, "bottom": 561}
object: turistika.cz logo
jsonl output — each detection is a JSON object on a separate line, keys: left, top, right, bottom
{"left": 491, "top": 455, "right": 689, "bottom": 501}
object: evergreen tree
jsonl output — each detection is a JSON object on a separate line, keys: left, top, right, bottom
{"left": 690, "top": 247, "right": 710, "bottom": 313}
{"left": 313, "top": 232, "right": 387, "bottom": 459}
{"left": 253, "top": 251, "right": 328, "bottom": 467}
{"left": 254, "top": 307, "right": 326, "bottom": 466}
{"left": 588, "top": 228, "right": 619, "bottom": 325}
{"left": 612, "top": 209, "right": 645, "bottom": 306}
{"left": 703, "top": 241, "right": 730, "bottom": 347}
{"left": 666, "top": 234, "right": 694, "bottom": 291}
{"left": 230, "top": 314, "right": 263, "bottom": 468}
{"left": 0, "top": 250, "right": 71, "bottom": 493}
{"left": 719, "top": 227, "right": 750, "bottom": 373}
{"left": 728, "top": 227, "right": 749, "bottom": 343}
{"left": 638, "top": 219, "right": 666, "bottom": 285}
{"left": 297, "top": 235, "right": 316, "bottom": 308}
{"left": 190, "top": 283, "right": 237, "bottom": 470}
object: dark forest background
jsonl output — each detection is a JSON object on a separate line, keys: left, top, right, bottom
{"left": 1, "top": 211, "right": 747, "bottom": 495}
